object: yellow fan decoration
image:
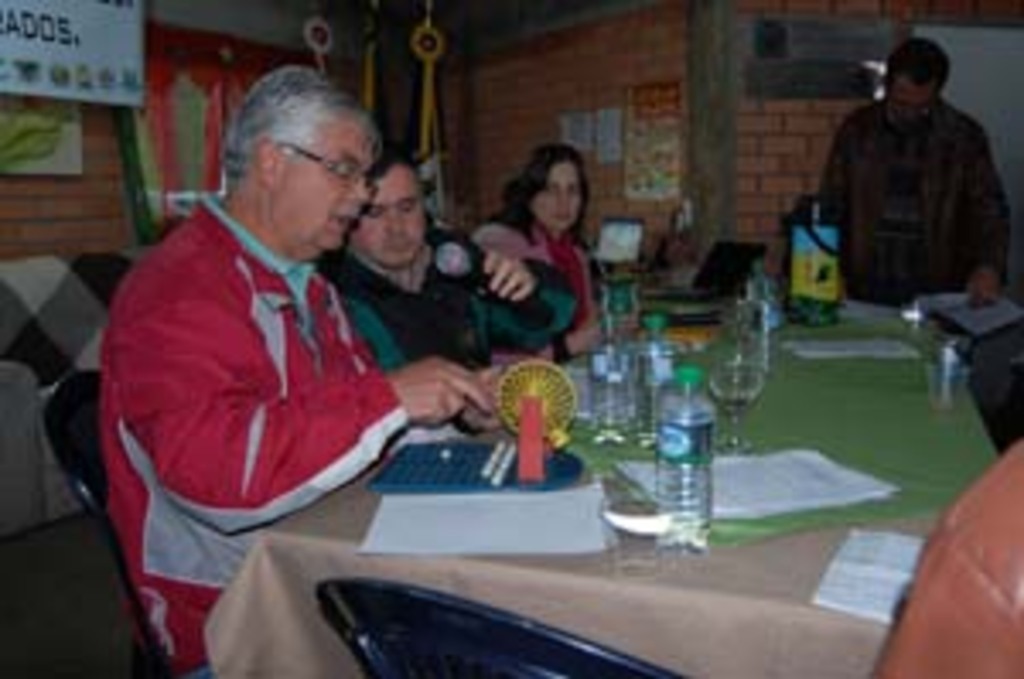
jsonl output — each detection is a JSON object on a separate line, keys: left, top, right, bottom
{"left": 497, "top": 359, "right": 577, "bottom": 449}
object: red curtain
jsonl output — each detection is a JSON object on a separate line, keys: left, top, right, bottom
{"left": 143, "top": 23, "right": 312, "bottom": 231}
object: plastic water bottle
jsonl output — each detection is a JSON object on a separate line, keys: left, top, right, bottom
{"left": 589, "top": 322, "right": 636, "bottom": 445}
{"left": 635, "top": 312, "right": 674, "bottom": 448}
{"left": 656, "top": 365, "right": 715, "bottom": 555}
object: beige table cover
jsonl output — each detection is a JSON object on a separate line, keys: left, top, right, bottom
{"left": 206, "top": 479, "right": 932, "bottom": 679}
{"left": 206, "top": 319, "right": 994, "bottom": 678}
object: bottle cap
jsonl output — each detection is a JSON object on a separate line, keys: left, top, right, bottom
{"left": 642, "top": 312, "right": 668, "bottom": 333}
{"left": 675, "top": 364, "right": 703, "bottom": 386}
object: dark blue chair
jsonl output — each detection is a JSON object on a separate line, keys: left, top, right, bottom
{"left": 45, "top": 370, "right": 173, "bottom": 679}
{"left": 316, "top": 577, "right": 686, "bottom": 679}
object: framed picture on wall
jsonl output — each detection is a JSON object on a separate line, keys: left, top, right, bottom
{"left": 624, "top": 81, "right": 681, "bottom": 202}
{"left": 0, "top": 96, "right": 83, "bottom": 175}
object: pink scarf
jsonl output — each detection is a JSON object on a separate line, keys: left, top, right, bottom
{"left": 538, "top": 226, "right": 590, "bottom": 330}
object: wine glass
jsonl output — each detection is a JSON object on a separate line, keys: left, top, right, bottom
{"left": 708, "top": 354, "right": 766, "bottom": 455}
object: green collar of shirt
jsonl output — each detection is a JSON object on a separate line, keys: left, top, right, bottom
{"left": 202, "top": 195, "right": 316, "bottom": 308}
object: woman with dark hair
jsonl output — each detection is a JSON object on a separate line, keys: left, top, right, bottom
{"left": 475, "top": 143, "right": 601, "bottom": 362}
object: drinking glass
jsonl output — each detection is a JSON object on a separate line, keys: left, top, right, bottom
{"left": 599, "top": 469, "right": 666, "bottom": 578}
{"left": 731, "top": 297, "right": 771, "bottom": 374}
{"left": 708, "top": 354, "right": 766, "bottom": 455}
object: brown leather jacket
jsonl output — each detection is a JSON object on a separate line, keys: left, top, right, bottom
{"left": 875, "top": 441, "right": 1024, "bottom": 678}
{"left": 821, "top": 99, "right": 1009, "bottom": 300}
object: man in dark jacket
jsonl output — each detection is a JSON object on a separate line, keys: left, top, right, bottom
{"left": 319, "top": 147, "right": 576, "bottom": 372}
{"left": 820, "top": 37, "right": 1009, "bottom": 306}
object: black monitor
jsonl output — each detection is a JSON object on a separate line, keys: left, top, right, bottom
{"left": 691, "top": 241, "right": 767, "bottom": 297}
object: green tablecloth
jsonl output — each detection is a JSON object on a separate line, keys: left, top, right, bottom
{"left": 571, "top": 319, "right": 996, "bottom": 545}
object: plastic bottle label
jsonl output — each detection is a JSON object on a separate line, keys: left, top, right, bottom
{"left": 658, "top": 420, "right": 713, "bottom": 465}
{"left": 652, "top": 354, "right": 673, "bottom": 383}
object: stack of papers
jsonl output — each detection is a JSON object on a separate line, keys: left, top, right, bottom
{"left": 813, "top": 529, "right": 924, "bottom": 624}
{"left": 360, "top": 483, "right": 608, "bottom": 555}
{"left": 618, "top": 449, "right": 898, "bottom": 520}
{"left": 781, "top": 338, "right": 920, "bottom": 360}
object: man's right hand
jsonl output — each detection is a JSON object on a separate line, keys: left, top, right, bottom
{"left": 387, "top": 357, "right": 495, "bottom": 426}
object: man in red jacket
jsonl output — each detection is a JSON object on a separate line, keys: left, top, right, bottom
{"left": 101, "top": 66, "right": 492, "bottom": 677}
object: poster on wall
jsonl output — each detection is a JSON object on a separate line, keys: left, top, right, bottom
{"left": 559, "top": 110, "right": 594, "bottom": 152}
{"left": 0, "top": 96, "right": 81, "bottom": 175}
{"left": 595, "top": 107, "right": 622, "bottom": 165}
{"left": 624, "top": 81, "right": 681, "bottom": 201}
{"left": 0, "top": 0, "right": 144, "bottom": 106}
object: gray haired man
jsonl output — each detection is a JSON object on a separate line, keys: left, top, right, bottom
{"left": 101, "top": 66, "right": 493, "bottom": 676}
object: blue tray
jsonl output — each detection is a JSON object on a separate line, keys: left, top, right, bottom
{"left": 369, "top": 441, "right": 584, "bottom": 494}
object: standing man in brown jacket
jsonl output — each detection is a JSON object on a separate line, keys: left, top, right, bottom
{"left": 820, "top": 37, "right": 1009, "bottom": 306}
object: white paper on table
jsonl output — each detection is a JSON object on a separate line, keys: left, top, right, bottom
{"left": 781, "top": 338, "right": 920, "bottom": 360}
{"left": 617, "top": 449, "right": 898, "bottom": 520}
{"left": 813, "top": 529, "right": 924, "bottom": 624}
{"left": 840, "top": 300, "right": 902, "bottom": 322}
{"left": 360, "top": 483, "right": 608, "bottom": 555}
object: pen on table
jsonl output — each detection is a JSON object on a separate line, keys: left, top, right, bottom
{"left": 480, "top": 442, "right": 506, "bottom": 479}
{"left": 490, "top": 443, "right": 517, "bottom": 487}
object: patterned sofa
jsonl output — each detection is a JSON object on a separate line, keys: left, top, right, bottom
{"left": 0, "top": 250, "right": 140, "bottom": 536}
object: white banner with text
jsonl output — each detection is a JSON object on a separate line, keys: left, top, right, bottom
{"left": 0, "top": 0, "right": 143, "bottom": 106}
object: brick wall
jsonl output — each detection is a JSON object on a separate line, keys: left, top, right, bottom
{"left": 452, "top": 0, "right": 1024, "bottom": 262}
{"left": 453, "top": 1, "right": 688, "bottom": 252}
{"left": 0, "top": 104, "right": 132, "bottom": 259}
{"left": 4, "top": 1, "right": 1023, "bottom": 261}
{"left": 736, "top": 98, "right": 859, "bottom": 258}
{"left": 733, "top": 0, "right": 1024, "bottom": 264}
